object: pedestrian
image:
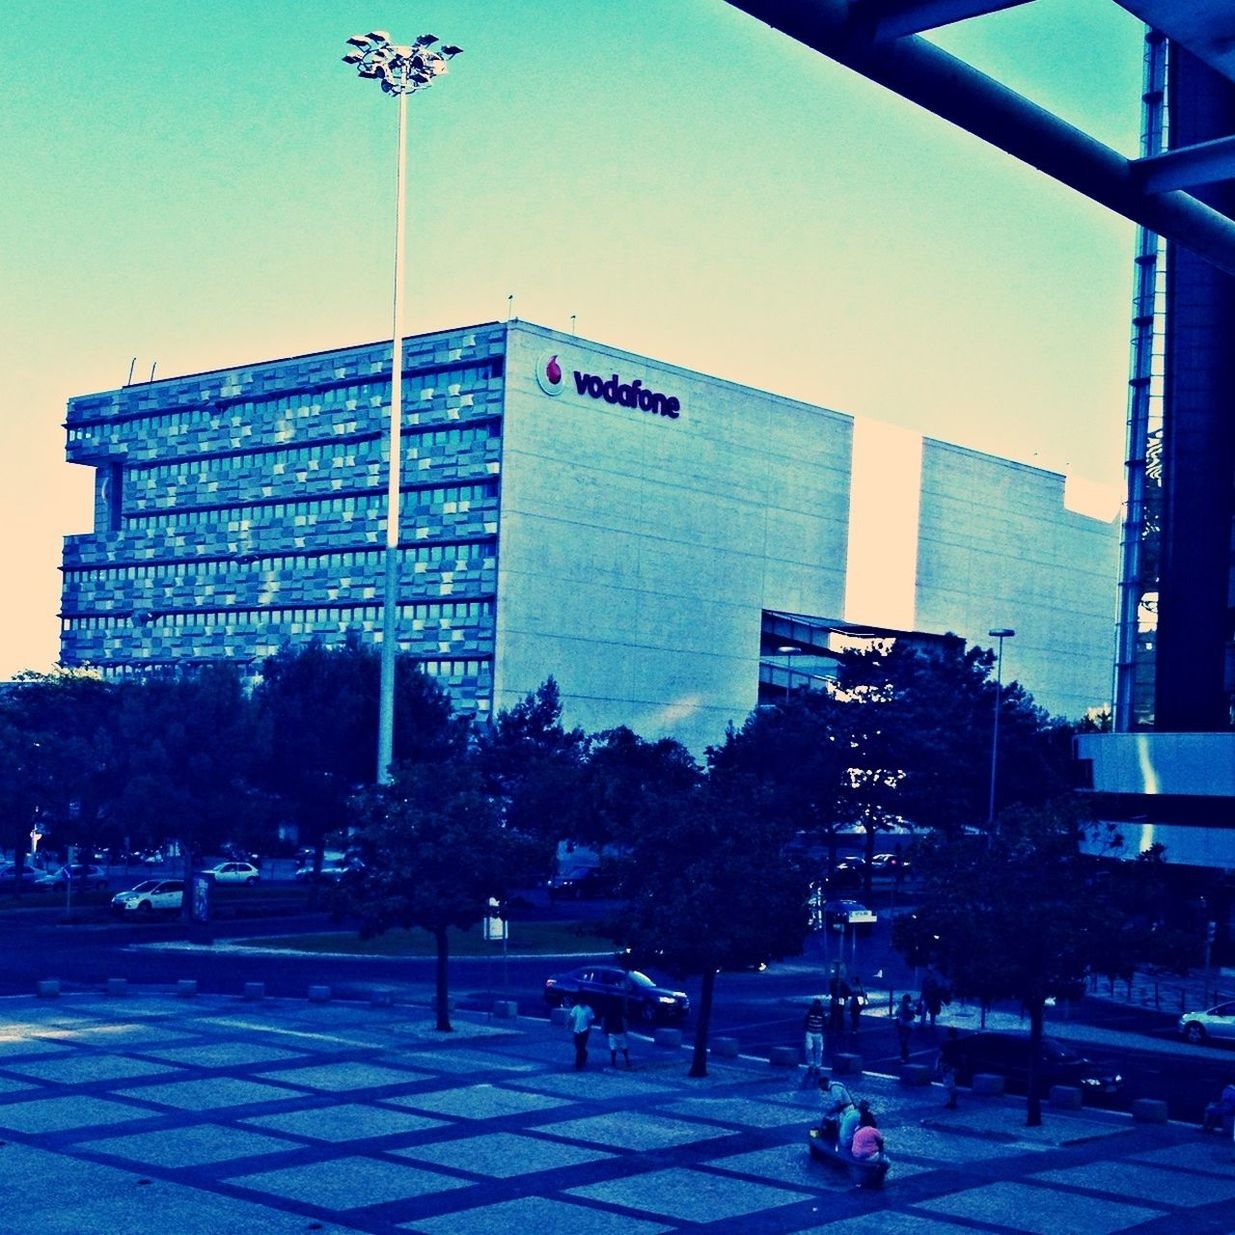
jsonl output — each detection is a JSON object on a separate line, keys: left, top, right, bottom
{"left": 936, "top": 1027, "right": 960, "bottom": 1108}
{"left": 848, "top": 990, "right": 862, "bottom": 1034}
{"left": 803, "top": 997, "right": 826, "bottom": 1075}
{"left": 568, "top": 1000, "right": 594, "bottom": 1071}
{"left": 1203, "top": 1077, "right": 1235, "bottom": 1133}
{"left": 603, "top": 1001, "right": 631, "bottom": 1068}
{"left": 828, "top": 987, "right": 847, "bottom": 1037}
{"left": 895, "top": 993, "right": 915, "bottom": 1062}
{"left": 923, "top": 969, "right": 944, "bottom": 1027}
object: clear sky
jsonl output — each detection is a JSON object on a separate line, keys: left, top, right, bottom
{"left": 0, "top": 0, "right": 1144, "bottom": 679}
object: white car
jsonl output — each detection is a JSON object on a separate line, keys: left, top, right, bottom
{"left": 111, "top": 879, "right": 184, "bottom": 915}
{"left": 1179, "top": 999, "right": 1235, "bottom": 1044}
{"left": 200, "top": 861, "right": 260, "bottom": 885}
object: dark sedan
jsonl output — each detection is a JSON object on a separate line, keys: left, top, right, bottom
{"left": 940, "top": 1031, "right": 1123, "bottom": 1101}
{"left": 544, "top": 965, "right": 690, "bottom": 1024}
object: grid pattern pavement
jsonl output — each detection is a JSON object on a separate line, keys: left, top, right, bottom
{"left": 0, "top": 991, "right": 1232, "bottom": 1234}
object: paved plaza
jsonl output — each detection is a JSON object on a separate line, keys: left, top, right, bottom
{"left": 0, "top": 989, "right": 1233, "bottom": 1234}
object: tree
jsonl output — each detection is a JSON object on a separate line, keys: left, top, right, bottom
{"left": 345, "top": 757, "right": 552, "bottom": 1030}
{"left": 892, "top": 799, "right": 1106, "bottom": 1126}
{"left": 252, "top": 634, "right": 464, "bottom": 887}
{"left": 474, "top": 677, "right": 587, "bottom": 845}
{"left": 109, "top": 664, "right": 264, "bottom": 911}
{"left": 609, "top": 777, "right": 810, "bottom": 1078}
{"left": 839, "top": 634, "right": 1073, "bottom": 840}
{"left": 0, "top": 670, "right": 123, "bottom": 883}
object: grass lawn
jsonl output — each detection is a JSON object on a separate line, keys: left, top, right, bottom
{"left": 240, "top": 920, "right": 615, "bottom": 957}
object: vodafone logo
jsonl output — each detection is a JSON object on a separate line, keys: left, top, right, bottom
{"left": 534, "top": 351, "right": 565, "bottom": 396}
{"left": 532, "top": 350, "right": 681, "bottom": 421}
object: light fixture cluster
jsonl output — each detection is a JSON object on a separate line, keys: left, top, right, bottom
{"left": 341, "top": 30, "right": 462, "bottom": 95}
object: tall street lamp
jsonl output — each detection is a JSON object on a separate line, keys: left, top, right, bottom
{"left": 986, "top": 628, "right": 1015, "bottom": 829}
{"left": 342, "top": 31, "right": 462, "bottom": 783}
{"left": 777, "top": 645, "right": 801, "bottom": 699}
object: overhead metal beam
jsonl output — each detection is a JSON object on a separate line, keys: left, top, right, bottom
{"left": 723, "top": 0, "right": 1235, "bottom": 276}
{"left": 866, "top": 0, "right": 1033, "bottom": 41}
{"left": 1131, "top": 133, "right": 1235, "bottom": 193}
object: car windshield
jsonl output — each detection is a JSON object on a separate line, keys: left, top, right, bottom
{"left": 627, "top": 971, "right": 657, "bottom": 989}
{"left": 127, "top": 881, "right": 159, "bottom": 893}
{"left": 1040, "top": 1038, "right": 1077, "bottom": 1061}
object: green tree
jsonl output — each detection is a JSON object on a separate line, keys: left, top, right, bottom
{"left": 892, "top": 799, "right": 1105, "bottom": 1126}
{"left": 109, "top": 664, "right": 264, "bottom": 910}
{"left": 839, "top": 634, "right": 1073, "bottom": 840}
{"left": 0, "top": 671, "right": 123, "bottom": 886}
{"left": 253, "top": 635, "right": 464, "bottom": 885}
{"left": 346, "top": 758, "right": 552, "bottom": 1030}
{"left": 474, "top": 677, "right": 587, "bottom": 844}
{"left": 609, "top": 777, "right": 810, "bottom": 1078}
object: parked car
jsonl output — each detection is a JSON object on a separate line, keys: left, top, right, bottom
{"left": 1179, "top": 999, "right": 1235, "bottom": 1044}
{"left": 543, "top": 965, "right": 690, "bottom": 1024}
{"left": 939, "top": 1031, "right": 1124, "bottom": 1100}
{"left": 36, "top": 864, "right": 109, "bottom": 891}
{"left": 546, "top": 866, "right": 617, "bottom": 899}
{"left": 111, "top": 879, "right": 184, "bottom": 915}
{"left": 824, "top": 899, "right": 878, "bottom": 928}
{"left": 871, "top": 852, "right": 911, "bottom": 876}
{"left": 199, "top": 861, "right": 260, "bottom": 885}
{"left": 293, "top": 860, "right": 361, "bottom": 883}
{"left": 0, "top": 865, "right": 43, "bottom": 891}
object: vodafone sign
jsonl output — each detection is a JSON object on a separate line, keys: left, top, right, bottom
{"left": 534, "top": 351, "right": 680, "bottom": 420}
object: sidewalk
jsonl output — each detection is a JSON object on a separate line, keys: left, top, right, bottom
{"left": 1, "top": 987, "right": 1233, "bottom": 1233}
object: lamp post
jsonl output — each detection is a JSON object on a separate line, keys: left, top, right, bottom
{"left": 777, "top": 645, "right": 801, "bottom": 699}
{"left": 986, "top": 628, "right": 1015, "bottom": 830}
{"left": 342, "top": 31, "right": 462, "bottom": 784}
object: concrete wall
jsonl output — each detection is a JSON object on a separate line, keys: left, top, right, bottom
{"left": 495, "top": 323, "right": 852, "bottom": 752}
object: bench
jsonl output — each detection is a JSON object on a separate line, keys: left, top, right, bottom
{"left": 808, "top": 1128, "right": 889, "bottom": 1189}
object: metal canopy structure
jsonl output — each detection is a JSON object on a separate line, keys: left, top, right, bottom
{"left": 723, "top": 0, "right": 1235, "bottom": 273}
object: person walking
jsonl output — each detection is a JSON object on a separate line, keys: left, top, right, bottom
{"left": 568, "top": 1000, "right": 595, "bottom": 1071}
{"left": 803, "top": 998, "right": 826, "bottom": 1076}
{"left": 895, "top": 993, "right": 915, "bottom": 1063}
{"left": 848, "top": 990, "right": 862, "bottom": 1035}
{"left": 936, "top": 1027, "right": 960, "bottom": 1108}
{"left": 604, "top": 1002, "right": 631, "bottom": 1069}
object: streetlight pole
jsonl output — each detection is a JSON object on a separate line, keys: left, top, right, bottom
{"left": 986, "top": 628, "right": 1015, "bottom": 830}
{"left": 777, "top": 645, "right": 801, "bottom": 700}
{"left": 342, "top": 31, "right": 462, "bottom": 784}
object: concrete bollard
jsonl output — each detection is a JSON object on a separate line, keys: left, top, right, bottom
{"left": 307, "top": 985, "right": 332, "bottom": 1003}
{"left": 1131, "top": 1098, "right": 1168, "bottom": 1124}
{"left": 176, "top": 979, "right": 197, "bottom": 998}
{"left": 106, "top": 978, "right": 128, "bottom": 998}
{"left": 36, "top": 979, "right": 60, "bottom": 999}
{"left": 1049, "top": 1085, "right": 1083, "bottom": 1111}
{"left": 769, "top": 1045, "right": 799, "bottom": 1068}
{"left": 654, "top": 1027, "right": 683, "bottom": 1049}
{"left": 900, "top": 1063, "right": 932, "bottom": 1086}
{"left": 492, "top": 1000, "right": 518, "bottom": 1019}
{"left": 549, "top": 1006, "right": 569, "bottom": 1027}
{"left": 243, "top": 982, "right": 266, "bottom": 1002}
{"left": 711, "top": 1036, "right": 740, "bottom": 1059}
{"left": 972, "top": 1073, "right": 1005, "bottom": 1096}
{"left": 370, "top": 987, "right": 395, "bottom": 1008}
{"left": 832, "top": 1053, "right": 863, "bottom": 1076}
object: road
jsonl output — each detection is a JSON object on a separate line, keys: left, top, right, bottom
{"left": 1, "top": 898, "right": 1229, "bottom": 1125}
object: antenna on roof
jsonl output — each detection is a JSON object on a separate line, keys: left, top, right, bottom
{"left": 506, "top": 293, "right": 514, "bottom": 321}
{"left": 149, "top": 362, "right": 158, "bottom": 383}
{"left": 570, "top": 314, "right": 576, "bottom": 335}
{"left": 126, "top": 357, "right": 136, "bottom": 386}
